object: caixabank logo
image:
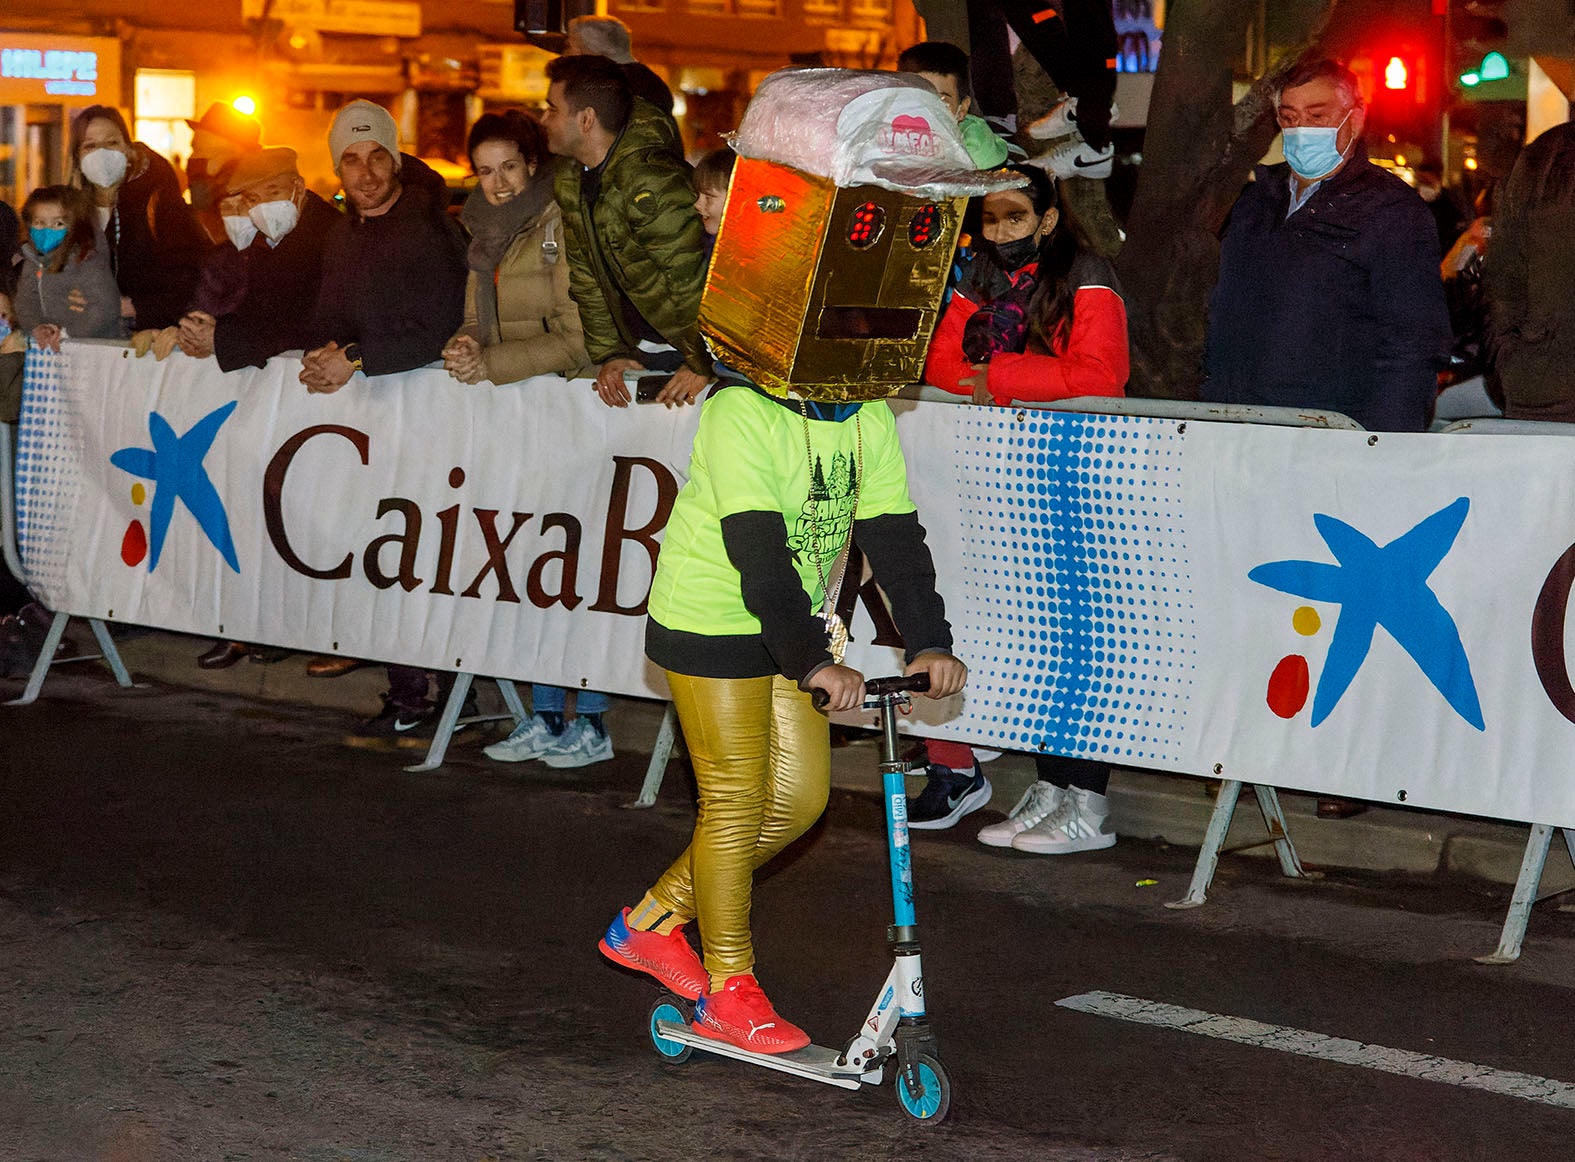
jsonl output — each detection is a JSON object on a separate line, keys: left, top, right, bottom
{"left": 109, "top": 401, "right": 241, "bottom": 573}
{"left": 1247, "top": 497, "right": 1484, "bottom": 731}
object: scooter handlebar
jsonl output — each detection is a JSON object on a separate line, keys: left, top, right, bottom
{"left": 811, "top": 672, "right": 930, "bottom": 709}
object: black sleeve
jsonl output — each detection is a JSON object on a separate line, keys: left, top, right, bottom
{"left": 0, "top": 200, "right": 18, "bottom": 299}
{"left": 720, "top": 510, "right": 835, "bottom": 685}
{"left": 854, "top": 510, "right": 953, "bottom": 661}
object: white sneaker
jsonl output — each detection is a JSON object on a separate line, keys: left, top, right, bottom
{"left": 976, "top": 781, "right": 1064, "bottom": 848}
{"left": 1026, "top": 97, "right": 1117, "bottom": 141}
{"left": 1035, "top": 138, "right": 1114, "bottom": 180}
{"left": 541, "top": 718, "right": 615, "bottom": 769}
{"left": 483, "top": 714, "right": 559, "bottom": 763}
{"left": 1011, "top": 787, "right": 1116, "bottom": 854}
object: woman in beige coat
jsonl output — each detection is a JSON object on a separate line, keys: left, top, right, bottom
{"left": 443, "top": 110, "right": 588, "bottom": 385}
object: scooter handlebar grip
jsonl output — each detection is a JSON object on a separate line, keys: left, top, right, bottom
{"left": 864, "top": 673, "right": 931, "bottom": 696}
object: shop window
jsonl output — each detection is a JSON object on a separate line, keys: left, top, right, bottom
{"left": 134, "top": 68, "right": 195, "bottom": 166}
{"left": 803, "top": 0, "right": 844, "bottom": 21}
{"left": 736, "top": 0, "right": 780, "bottom": 15}
{"left": 849, "top": 0, "right": 892, "bottom": 25}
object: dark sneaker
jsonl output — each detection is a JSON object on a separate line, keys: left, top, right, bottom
{"left": 908, "top": 763, "right": 993, "bottom": 831}
{"left": 693, "top": 974, "right": 811, "bottom": 1054}
{"left": 598, "top": 907, "right": 707, "bottom": 1000}
{"left": 344, "top": 694, "right": 476, "bottom": 750}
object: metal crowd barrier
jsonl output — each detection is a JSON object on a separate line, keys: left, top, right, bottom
{"left": 0, "top": 417, "right": 136, "bottom": 703}
{"left": 2, "top": 400, "right": 673, "bottom": 787}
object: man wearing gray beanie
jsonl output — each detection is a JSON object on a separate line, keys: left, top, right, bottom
{"left": 301, "top": 98, "right": 470, "bottom": 741}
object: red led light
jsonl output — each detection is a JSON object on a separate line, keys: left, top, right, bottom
{"left": 847, "top": 201, "right": 885, "bottom": 248}
{"left": 909, "top": 204, "right": 940, "bottom": 248}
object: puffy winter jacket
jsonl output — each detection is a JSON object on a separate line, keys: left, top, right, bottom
{"left": 14, "top": 227, "right": 122, "bottom": 340}
{"left": 553, "top": 99, "right": 709, "bottom": 374}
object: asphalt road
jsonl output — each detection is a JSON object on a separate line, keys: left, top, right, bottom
{"left": 6, "top": 672, "right": 1575, "bottom": 1160}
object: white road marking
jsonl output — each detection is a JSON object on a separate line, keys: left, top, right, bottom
{"left": 1057, "top": 990, "right": 1575, "bottom": 1109}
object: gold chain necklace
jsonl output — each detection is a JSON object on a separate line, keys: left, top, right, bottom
{"left": 798, "top": 400, "right": 862, "bottom": 665}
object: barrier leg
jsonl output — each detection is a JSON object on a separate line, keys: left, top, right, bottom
{"left": 1166, "top": 778, "right": 1243, "bottom": 910}
{"left": 405, "top": 672, "right": 476, "bottom": 774}
{"left": 623, "top": 701, "right": 679, "bottom": 810}
{"left": 1251, "top": 784, "right": 1309, "bottom": 880}
{"left": 6, "top": 610, "right": 71, "bottom": 706}
{"left": 495, "top": 678, "right": 527, "bottom": 728}
{"left": 87, "top": 618, "right": 134, "bottom": 689}
{"left": 1475, "top": 824, "right": 1570, "bottom": 965}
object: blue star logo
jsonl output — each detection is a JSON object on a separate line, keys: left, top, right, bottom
{"left": 1248, "top": 497, "right": 1483, "bottom": 731}
{"left": 110, "top": 401, "right": 241, "bottom": 573}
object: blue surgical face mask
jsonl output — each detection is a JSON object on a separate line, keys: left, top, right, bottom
{"left": 1281, "top": 109, "right": 1353, "bottom": 181}
{"left": 30, "top": 225, "right": 68, "bottom": 254}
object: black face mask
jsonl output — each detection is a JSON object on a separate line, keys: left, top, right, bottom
{"left": 983, "top": 233, "right": 1040, "bottom": 272}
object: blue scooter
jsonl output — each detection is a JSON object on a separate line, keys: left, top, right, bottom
{"left": 643, "top": 673, "right": 952, "bottom": 1124}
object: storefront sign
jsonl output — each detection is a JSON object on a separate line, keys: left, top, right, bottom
{"left": 0, "top": 33, "right": 120, "bottom": 106}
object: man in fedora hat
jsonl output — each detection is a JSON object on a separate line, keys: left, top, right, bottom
{"left": 186, "top": 101, "right": 265, "bottom": 239}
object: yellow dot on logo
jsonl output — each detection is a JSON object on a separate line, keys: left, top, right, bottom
{"left": 1293, "top": 606, "right": 1321, "bottom": 636}
{"left": 130, "top": 483, "right": 146, "bottom": 506}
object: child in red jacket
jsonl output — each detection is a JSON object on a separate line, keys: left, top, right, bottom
{"left": 909, "top": 164, "right": 1129, "bottom": 832}
{"left": 923, "top": 164, "right": 1128, "bottom": 408}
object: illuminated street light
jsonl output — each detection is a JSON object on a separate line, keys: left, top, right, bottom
{"left": 232, "top": 95, "right": 257, "bottom": 116}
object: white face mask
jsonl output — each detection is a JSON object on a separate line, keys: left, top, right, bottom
{"left": 223, "top": 214, "right": 258, "bottom": 250}
{"left": 248, "top": 198, "right": 300, "bottom": 243}
{"left": 80, "top": 147, "right": 129, "bottom": 188}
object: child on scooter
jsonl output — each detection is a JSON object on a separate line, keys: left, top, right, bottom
{"left": 598, "top": 378, "right": 967, "bottom": 1053}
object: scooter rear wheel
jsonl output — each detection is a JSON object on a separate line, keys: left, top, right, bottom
{"left": 894, "top": 1052, "right": 950, "bottom": 1124}
{"left": 647, "top": 994, "right": 693, "bottom": 1063}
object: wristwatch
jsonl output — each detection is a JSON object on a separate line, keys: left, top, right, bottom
{"left": 343, "top": 342, "right": 364, "bottom": 372}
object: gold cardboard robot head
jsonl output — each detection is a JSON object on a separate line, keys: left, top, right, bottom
{"left": 700, "top": 68, "right": 1025, "bottom": 403}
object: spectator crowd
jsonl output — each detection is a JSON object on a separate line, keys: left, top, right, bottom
{"left": 2, "top": 23, "right": 1567, "bottom": 853}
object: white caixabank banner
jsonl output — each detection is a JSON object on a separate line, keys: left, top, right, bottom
{"left": 18, "top": 341, "right": 1575, "bottom": 828}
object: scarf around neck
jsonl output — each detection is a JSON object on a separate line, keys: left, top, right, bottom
{"left": 459, "top": 172, "right": 553, "bottom": 273}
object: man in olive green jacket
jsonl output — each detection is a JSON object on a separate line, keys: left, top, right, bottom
{"left": 543, "top": 54, "right": 711, "bottom": 409}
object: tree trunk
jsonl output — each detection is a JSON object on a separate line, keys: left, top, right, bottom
{"left": 1114, "top": 0, "right": 1342, "bottom": 398}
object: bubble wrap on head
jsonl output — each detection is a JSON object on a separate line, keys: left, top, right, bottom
{"left": 730, "top": 68, "right": 1024, "bottom": 198}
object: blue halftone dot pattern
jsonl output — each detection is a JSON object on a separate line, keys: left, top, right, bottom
{"left": 13, "top": 349, "right": 77, "bottom": 603}
{"left": 951, "top": 409, "right": 1195, "bottom": 760}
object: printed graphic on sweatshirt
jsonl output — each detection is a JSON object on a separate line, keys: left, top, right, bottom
{"left": 787, "top": 450, "right": 859, "bottom": 576}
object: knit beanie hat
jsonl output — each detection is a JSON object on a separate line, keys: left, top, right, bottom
{"left": 328, "top": 100, "right": 400, "bottom": 173}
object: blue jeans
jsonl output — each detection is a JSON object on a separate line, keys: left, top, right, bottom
{"left": 533, "top": 684, "right": 610, "bottom": 715}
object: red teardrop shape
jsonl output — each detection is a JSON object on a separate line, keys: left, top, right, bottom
{"left": 1266, "top": 654, "right": 1310, "bottom": 719}
{"left": 121, "top": 519, "right": 148, "bottom": 567}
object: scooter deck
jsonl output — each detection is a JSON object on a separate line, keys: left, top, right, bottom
{"left": 654, "top": 1021, "right": 878, "bottom": 1089}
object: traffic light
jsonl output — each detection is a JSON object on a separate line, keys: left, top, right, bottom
{"left": 513, "top": 0, "right": 595, "bottom": 52}
{"left": 1452, "top": 0, "right": 1511, "bottom": 89}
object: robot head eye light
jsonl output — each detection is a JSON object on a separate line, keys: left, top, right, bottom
{"left": 847, "top": 201, "right": 885, "bottom": 249}
{"left": 908, "top": 203, "right": 941, "bottom": 248}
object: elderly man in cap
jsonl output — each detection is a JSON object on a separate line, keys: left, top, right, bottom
{"left": 176, "top": 146, "right": 342, "bottom": 673}
{"left": 300, "top": 99, "right": 469, "bottom": 737}
{"left": 176, "top": 146, "right": 338, "bottom": 370}
{"left": 300, "top": 98, "right": 466, "bottom": 395}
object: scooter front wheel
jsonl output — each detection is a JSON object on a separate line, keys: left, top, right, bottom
{"left": 894, "top": 1052, "right": 950, "bottom": 1124}
{"left": 647, "top": 994, "right": 694, "bottom": 1063}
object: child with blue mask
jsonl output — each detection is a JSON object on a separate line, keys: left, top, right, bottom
{"left": 15, "top": 185, "right": 121, "bottom": 351}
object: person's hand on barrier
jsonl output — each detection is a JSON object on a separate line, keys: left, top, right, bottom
{"left": 301, "top": 342, "right": 356, "bottom": 394}
{"left": 594, "top": 357, "right": 643, "bottom": 408}
{"left": 808, "top": 663, "right": 866, "bottom": 714}
{"left": 656, "top": 365, "right": 711, "bottom": 408}
{"left": 905, "top": 652, "right": 967, "bottom": 700}
{"left": 31, "top": 324, "right": 63, "bottom": 353}
{"left": 442, "top": 334, "right": 485, "bottom": 384}
{"left": 958, "top": 363, "right": 993, "bottom": 406}
{"left": 177, "top": 311, "right": 217, "bottom": 359}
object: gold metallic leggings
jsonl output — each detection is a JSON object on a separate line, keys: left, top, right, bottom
{"left": 646, "top": 671, "right": 831, "bottom": 981}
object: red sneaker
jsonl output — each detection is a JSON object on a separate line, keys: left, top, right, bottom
{"left": 598, "top": 907, "right": 707, "bottom": 1000}
{"left": 692, "top": 974, "right": 811, "bottom": 1054}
